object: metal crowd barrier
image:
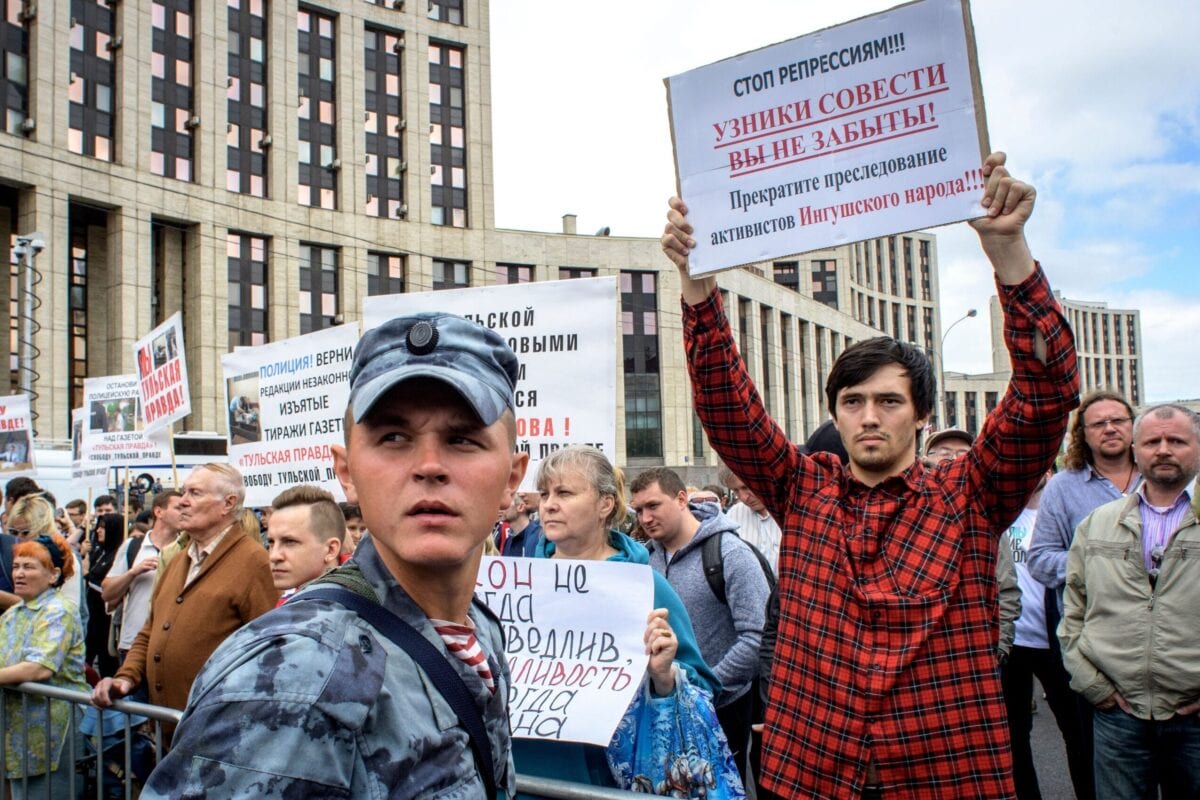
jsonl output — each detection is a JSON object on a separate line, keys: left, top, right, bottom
{"left": 0, "top": 682, "right": 644, "bottom": 799}
{"left": 0, "top": 681, "right": 181, "bottom": 800}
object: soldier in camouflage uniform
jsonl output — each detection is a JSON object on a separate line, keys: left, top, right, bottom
{"left": 141, "top": 312, "right": 530, "bottom": 798}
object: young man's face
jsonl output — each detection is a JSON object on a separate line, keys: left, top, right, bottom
{"left": 66, "top": 506, "right": 87, "bottom": 527}
{"left": 154, "top": 496, "right": 186, "bottom": 531}
{"left": 333, "top": 380, "right": 527, "bottom": 575}
{"left": 343, "top": 517, "right": 367, "bottom": 553}
{"left": 267, "top": 505, "right": 338, "bottom": 591}
{"left": 833, "top": 363, "right": 927, "bottom": 484}
{"left": 95, "top": 501, "right": 116, "bottom": 515}
{"left": 630, "top": 482, "right": 689, "bottom": 545}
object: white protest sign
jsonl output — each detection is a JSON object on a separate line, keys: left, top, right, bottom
{"left": 0, "top": 395, "right": 35, "bottom": 478}
{"left": 364, "top": 277, "right": 617, "bottom": 490}
{"left": 71, "top": 408, "right": 108, "bottom": 489}
{"left": 133, "top": 312, "right": 191, "bottom": 432}
{"left": 476, "top": 556, "right": 654, "bottom": 745}
{"left": 81, "top": 376, "right": 173, "bottom": 466}
{"left": 667, "top": 0, "right": 988, "bottom": 274}
{"left": 220, "top": 324, "right": 356, "bottom": 507}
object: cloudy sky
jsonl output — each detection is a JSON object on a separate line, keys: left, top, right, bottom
{"left": 490, "top": 0, "right": 1200, "bottom": 402}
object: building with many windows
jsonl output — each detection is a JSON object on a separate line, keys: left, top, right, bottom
{"left": 4, "top": 0, "right": 947, "bottom": 478}
{"left": 943, "top": 292, "right": 1144, "bottom": 437}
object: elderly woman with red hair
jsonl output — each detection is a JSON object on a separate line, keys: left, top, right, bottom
{"left": 0, "top": 532, "right": 88, "bottom": 799}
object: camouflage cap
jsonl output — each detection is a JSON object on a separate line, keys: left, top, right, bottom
{"left": 349, "top": 312, "right": 519, "bottom": 425}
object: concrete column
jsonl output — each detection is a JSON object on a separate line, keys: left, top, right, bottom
{"left": 182, "top": 220, "right": 222, "bottom": 431}
{"left": 157, "top": 224, "right": 186, "bottom": 323}
{"left": 817, "top": 326, "right": 834, "bottom": 420}
{"left": 799, "top": 319, "right": 818, "bottom": 433}
{"left": 106, "top": 206, "right": 152, "bottom": 372}
{"left": 338, "top": 12, "right": 363, "bottom": 217}
{"left": 195, "top": 0, "right": 226, "bottom": 191}
{"left": 272, "top": 236, "right": 300, "bottom": 342}
{"left": 118, "top": 0, "right": 150, "bottom": 168}
{"left": 342, "top": 243, "right": 370, "bottom": 324}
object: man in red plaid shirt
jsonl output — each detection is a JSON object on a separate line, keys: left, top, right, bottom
{"left": 662, "top": 152, "right": 1079, "bottom": 800}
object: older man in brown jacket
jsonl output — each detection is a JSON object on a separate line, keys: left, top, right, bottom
{"left": 93, "top": 463, "right": 277, "bottom": 712}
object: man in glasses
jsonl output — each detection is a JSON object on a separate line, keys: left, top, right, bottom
{"left": 1029, "top": 391, "right": 1139, "bottom": 610}
{"left": 1026, "top": 389, "right": 1139, "bottom": 800}
{"left": 1061, "top": 404, "right": 1200, "bottom": 799}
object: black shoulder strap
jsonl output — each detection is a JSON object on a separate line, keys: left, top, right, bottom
{"left": 702, "top": 532, "right": 727, "bottom": 605}
{"left": 299, "top": 586, "right": 498, "bottom": 800}
{"left": 126, "top": 535, "right": 144, "bottom": 569}
{"left": 0, "top": 533, "right": 13, "bottom": 589}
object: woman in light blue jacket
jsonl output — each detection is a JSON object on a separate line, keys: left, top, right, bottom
{"left": 515, "top": 445, "right": 740, "bottom": 798}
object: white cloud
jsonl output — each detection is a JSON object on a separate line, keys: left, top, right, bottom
{"left": 491, "top": 0, "right": 1200, "bottom": 399}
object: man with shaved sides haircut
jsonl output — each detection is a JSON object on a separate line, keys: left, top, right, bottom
{"left": 142, "top": 313, "right": 527, "bottom": 798}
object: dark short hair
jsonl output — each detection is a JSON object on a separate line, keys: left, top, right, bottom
{"left": 94, "top": 494, "right": 117, "bottom": 510}
{"left": 629, "top": 467, "right": 687, "bottom": 498}
{"left": 151, "top": 489, "right": 182, "bottom": 513}
{"left": 65, "top": 499, "right": 87, "bottom": 514}
{"left": 339, "top": 502, "right": 361, "bottom": 521}
{"left": 825, "top": 336, "right": 935, "bottom": 421}
{"left": 5, "top": 476, "right": 40, "bottom": 503}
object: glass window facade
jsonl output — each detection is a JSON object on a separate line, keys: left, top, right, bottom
{"left": 228, "top": 232, "right": 269, "bottom": 347}
{"left": 150, "top": 0, "right": 194, "bottom": 180}
{"left": 496, "top": 264, "right": 532, "bottom": 284}
{"left": 299, "top": 243, "right": 339, "bottom": 333}
{"left": 367, "top": 252, "right": 404, "bottom": 296}
{"left": 364, "top": 27, "right": 405, "bottom": 218}
{"left": 428, "top": 0, "right": 463, "bottom": 24}
{"left": 1, "top": 1, "right": 29, "bottom": 133}
{"left": 227, "top": 0, "right": 268, "bottom": 196}
{"left": 68, "top": 0, "right": 116, "bottom": 160}
{"left": 428, "top": 42, "right": 466, "bottom": 227}
{"left": 298, "top": 8, "right": 337, "bottom": 209}
{"left": 432, "top": 258, "right": 469, "bottom": 290}
{"left": 621, "top": 271, "right": 661, "bottom": 458}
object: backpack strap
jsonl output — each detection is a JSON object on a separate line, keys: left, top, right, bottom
{"left": 125, "top": 535, "right": 144, "bottom": 569}
{"left": 701, "top": 532, "right": 728, "bottom": 605}
{"left": 0, "top": 533, "right": 13, "bottom": 593}
{"left": 297, "top": 585, "right": 498, "bottom": 800}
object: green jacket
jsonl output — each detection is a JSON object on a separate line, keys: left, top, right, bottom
{"left": 1061, "top": 489, "right": 1200, "bottom": 719}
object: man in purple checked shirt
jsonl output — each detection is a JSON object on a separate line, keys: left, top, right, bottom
{"left": 1060, "top": 403, "right": 1200, "bottom": 800}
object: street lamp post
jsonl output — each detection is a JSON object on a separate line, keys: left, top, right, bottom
{"left": 936, "top": 308, "right": 977, "bottom": 429}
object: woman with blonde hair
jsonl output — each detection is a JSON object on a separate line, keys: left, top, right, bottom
{"left": 7, "top": 495, "right": 86, "bottom": 623}
{"left": 515, "top": 445, "right": 740, "bottom": 798}
{"left": 0, "top": 532, "right": 88, "bottom": 799}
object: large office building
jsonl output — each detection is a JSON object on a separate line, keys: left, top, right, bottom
{"left": 1, "top": 0, "right": 986, "bottom": 479}
{"left": 944, "top": 293, "right": 1144, "bottom": 437}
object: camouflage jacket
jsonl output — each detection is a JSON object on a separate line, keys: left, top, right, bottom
{"left": 140, "top": 535, "right": 515, "bottom": 799}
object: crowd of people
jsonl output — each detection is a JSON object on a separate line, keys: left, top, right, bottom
{"left": 0, "top": 152, "right": 1195, "bottom": 800}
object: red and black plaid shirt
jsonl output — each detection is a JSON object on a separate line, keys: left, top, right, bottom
{"left": 684, "top": 265, "right": 1077, "bottom": 799}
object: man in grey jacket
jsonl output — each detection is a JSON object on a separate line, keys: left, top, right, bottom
{"left": 139, "top": 312, "right": 529, "bottom": 798}
{"left": 1061, "top": 403, "right": 1200, "bottom": 799}
{"left": 630, "top": 466, "right": 771, "bottom": 781}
